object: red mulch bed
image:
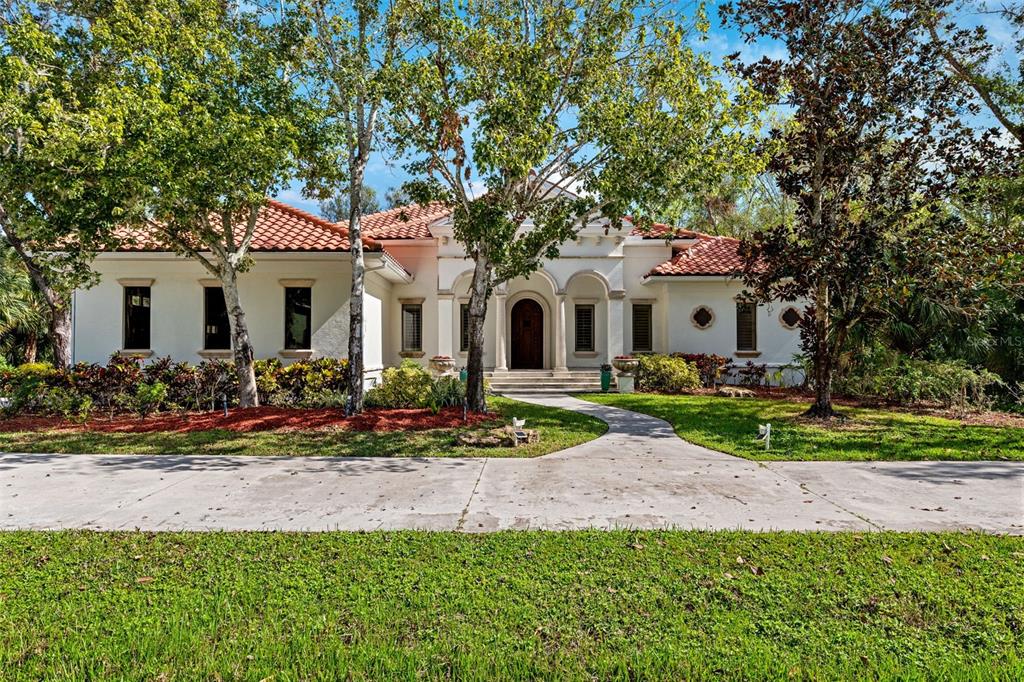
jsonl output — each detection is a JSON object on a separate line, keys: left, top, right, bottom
{"left": 0, "top": 406, "right": 500, "bottom": 434}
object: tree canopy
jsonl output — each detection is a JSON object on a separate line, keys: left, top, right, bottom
{"left": 390, "top": 0, "right": 768, "bottom": 409}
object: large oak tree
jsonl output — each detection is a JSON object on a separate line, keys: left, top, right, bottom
{"left": 390, "top": 0, "right": 767, "bottom": 411}
{"left": 103, "top": 0, "right": 310, "bottom": 407}
{"left": 724, "top": 0, "right": 961, "bottom": 417}
{"left": 0, "top": 1, "right": 148, "bottom": 367}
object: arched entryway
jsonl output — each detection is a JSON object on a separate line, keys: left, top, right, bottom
{"left": 510, "top": 298, "right": 544, "bottom": 369}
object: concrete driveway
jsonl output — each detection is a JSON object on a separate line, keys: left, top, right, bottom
{"left": 2, "top": 395, "right": 1021, "bottom": 533}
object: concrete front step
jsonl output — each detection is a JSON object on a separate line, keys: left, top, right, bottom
{"left": 496, "top": 387, "right": 605, "bottom": 395}
{"left": 486, "top": 370, "right": 604, "bottom": 395}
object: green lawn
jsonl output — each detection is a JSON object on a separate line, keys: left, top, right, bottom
{"left": 1, "top": 531, "right": 1020, "bottom": 680}
{"left": 583, "top": 393, "right": 1024, "bottom": 461}
{"left": 0, "top": 397, "right": 606, "bottom": 458}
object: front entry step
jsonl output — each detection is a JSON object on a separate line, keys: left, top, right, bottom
{"left": 485, "top": 370, "right": 603, "bottom": 395}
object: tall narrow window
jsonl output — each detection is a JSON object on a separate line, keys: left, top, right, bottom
{"left": 284, "top": 287, "right": 312, "bottom": 350}
{"left": 575, "top": 304, "right": 595, "bottom": 352}
{"left": 123, "top": 286, "right": 151, "bottom": 349}
{"left": 736, "top": 301, "right": 758, "bottom": 351}
{"left": 459, "top": 303, "right": 470, "bottom": 352}
{"left": 632, "top": 303, "right": 653, "bottom": 352}
{"left": 203, "top": 287, "right": 231, "bottom": 350}
{"left": 402, "top": 303, "right": 423, "bottom": 352}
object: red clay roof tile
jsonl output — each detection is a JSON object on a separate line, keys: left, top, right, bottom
{"left": 647, "top": 234, "right": 746, "bottom": 277}
{"left": 358, "top": 203, "right": 452, "bottom": 240}
{"left": 116, "top": 199, "right": 381, "bottom": 252}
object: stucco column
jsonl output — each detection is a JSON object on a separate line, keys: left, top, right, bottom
{"left": 608, "top": 290, "right": 625, "bottom": 362}
{"left": 437, "top": 292, "right": 455, "bottom": 358}
{"left": 494, "top": 291, "right": 508, "bottom": 371}
{"left": 554, "top": 293, "right": 568, "bottom": 374}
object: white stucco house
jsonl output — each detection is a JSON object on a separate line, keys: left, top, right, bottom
{"left": 71, "top": 197, "right": 806, "bottom": 390}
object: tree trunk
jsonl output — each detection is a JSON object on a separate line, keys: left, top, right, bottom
{"left": 465, "top": 254, "right": 492, "bottom": 412}
{"left": 3, "top": 224, "right": 73, "bottom": 367}
{"left": 805, "top": 280, "right": 835, "bottom": 418}
{"left": 23, "top": 331, "right": 38, "bottom": 364}
{"left": 220, "top": 267, "right": 259, "bottom": 408}
{"left": 346, "top": 173, "right": 367, "bottom": 414}
{"left": 49, "top": 304, "right": 72, "bottom": 368}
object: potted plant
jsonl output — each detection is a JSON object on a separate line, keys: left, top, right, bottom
{"left": 428, "top": 355, "right": 457, "bottom": 376}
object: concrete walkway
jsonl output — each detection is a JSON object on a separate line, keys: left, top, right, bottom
{"left": 2, "top": 394, "right": 1021, "bottom": 533}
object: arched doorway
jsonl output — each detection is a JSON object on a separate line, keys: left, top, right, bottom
{"left": 510, "top": 298, "right": 544, "bottom": 369}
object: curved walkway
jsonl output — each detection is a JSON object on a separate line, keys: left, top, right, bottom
{"left": 1, "top": 394, "right": 1021, "bottom": 533}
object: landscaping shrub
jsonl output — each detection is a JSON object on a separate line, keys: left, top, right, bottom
{"left": 836, "top": 350, "right": 1002, "bottom": 412}
{"left": 39, "top": 385, "right": 93, "bottom": 423}
{"left": 427, "top": 376, "right": 466, "bottom": 413}
{"left": 130, "top": 382, "right": 168, "bottom": 419}
{"left": 635, "top": 354, "right": 700, "bottom": 393}
{"left": 671, "top": 353, "right": 732, "bottom": 387}
{"left": 256, "top": 357, "right": 349, "bottom": 407}
{"left": 365, "top": 360, "right": 433, "bottom": 409}
{"left": 737, "top": 361, "right": 768, "bottom": 387}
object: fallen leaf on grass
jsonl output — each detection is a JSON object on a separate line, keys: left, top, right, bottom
{"left": 881, "top": 555, "right": 893, "bottom": 566}
{"left": 136, "top": 576, "right": 154, "bottom": 584}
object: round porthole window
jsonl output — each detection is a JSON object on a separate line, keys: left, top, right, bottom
{"left": 780, "top": 306, "right": 802, "bottom": 330}
{"left": 691, "top": 305, "right": 715, "bottom": 330}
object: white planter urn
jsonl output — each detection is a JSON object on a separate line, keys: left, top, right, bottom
{"left": 428, "top": 356, "right": 457, "bottom": 376}
{"left": 612, "top": 357, "right": 639, "bottom": 375}
{"left": 612, "top": 356, "right": 639, "bottom": 394}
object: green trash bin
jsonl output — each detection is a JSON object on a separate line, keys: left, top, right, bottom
{"left": 459, "top": 367, "right": 468, "bottom": 382}
{"left": 600, "top": 364, "right": 613, "bottom": 392}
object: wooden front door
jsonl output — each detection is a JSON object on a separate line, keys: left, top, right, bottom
{"left": 510, "top": 299, "right": 544, "bottom": 369}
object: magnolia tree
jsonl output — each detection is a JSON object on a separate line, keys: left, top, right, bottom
{"left": 0, "top": 1, "right": 147, "bottom": 367}
{"left": 100, "top": 0, "right": 310, "bottom": 407}
{"left": 390, "top": 0, "right": 767, "bottom": 411}
{"left": 723, "top": 0, "right": 966, "bottom": 418}
{"left": 297, "top": 0, "right": 401, "bottom": 413}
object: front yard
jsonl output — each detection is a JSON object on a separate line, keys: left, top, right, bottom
{"left": 584, "top": 393, "right": 1024, "bottom": 461}
{"left": 1, "top": 530, "right": 1021, "bottom": 680}
{"left": 0, "top": 397, "right": 606, "bottom": 458}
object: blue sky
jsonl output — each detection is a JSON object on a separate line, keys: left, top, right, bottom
{"left": 275, "top": 0, "right": 1014, "bottom": 217}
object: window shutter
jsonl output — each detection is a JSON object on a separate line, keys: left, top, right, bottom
{"left": 574, "top": 304, "right": 595, "bottom": 352}
{"left": 402, "top": 304, "right": 423, "bottom": 352}
{"left": 460, "top": 304, "right": 470, "bottom": 352}
{"left": 736, "top": 302, "right": 757, "bottom": 351}
{"left": 632, "top": 304, "right": 653, "bottom": 352}
{"left": 123, "top": 286, "right": 152, "bottom": 350}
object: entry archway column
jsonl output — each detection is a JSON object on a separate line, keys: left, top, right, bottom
{"left": 554, "top": 292, "right": 568, "bottom": 374}
{"left": 494, "top": 291, "right": 508, "bottom": 372}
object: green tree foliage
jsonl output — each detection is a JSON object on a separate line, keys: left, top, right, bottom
{"left": 384, "top": 185, "right": 412, "bottom": 209}
{"left": 98, "top": 0, "right": 312, "bottom": 407}
{"left": 0, "top": 1, "right": 148, "bottom": 367}
{"left": 724, "top": 0, "right": 969, "bottom": 418}
{"left": 0, "top": 236, "right": 48, "bottom": 364}
{"left": 390, "top": 0, "right": 767, "bottom": 410}
{"left": 319, "top": 185, "right": 381, "bottom": 222}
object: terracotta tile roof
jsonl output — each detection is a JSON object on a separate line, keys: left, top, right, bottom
{"left": 358, "top": 202, "right": 452, "bottom": 240}
{"left": 116, "top": 199, "right": 381, "bottom": 252}
{"left": 647, "top": 234, "right": 746, "bottom": 277}
{"left": 628, "top": 221, "right": 700, "bottom": 239}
